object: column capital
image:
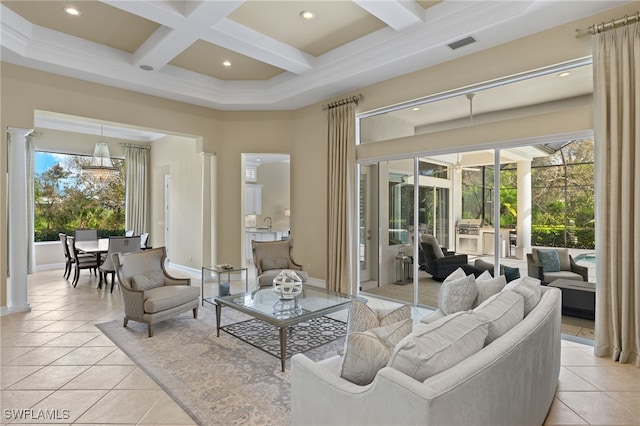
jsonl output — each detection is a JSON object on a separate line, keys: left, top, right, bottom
{"left": 7, "top": 127, "right": 33, "bottom": 139}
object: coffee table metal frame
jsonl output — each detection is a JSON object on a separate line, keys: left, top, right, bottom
{"left": 201, "top": 265, "right": 248, "bottom": 307}
{"left": 214, "top": 286, "right": 355, "bottom": 372}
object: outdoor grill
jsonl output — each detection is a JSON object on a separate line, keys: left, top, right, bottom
{"left": 455, "top": 219, "right": 483, "bottom": 236}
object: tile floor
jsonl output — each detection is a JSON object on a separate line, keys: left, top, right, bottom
{"left": 1, "top": 268, "right": 638, "bottom": 425}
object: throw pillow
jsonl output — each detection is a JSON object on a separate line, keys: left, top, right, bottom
{"left": 502, "top": 265, "right": 521, "bottom": 282}
{"left": 503, "top": 276, "right": 542, "bottom": 315}
{"left": 131, "top": 270, "right": 165, "bottom": 291}
{"left": 473, "top": 290, "right": 524, "bottom": 344}
{"left": 345, "top": 299, "right": 412, "bottom": 336}
{"left": 444, "top": 267, "right": 467, "bottom": 283}
{"left": 438, "top": 273, "right": 478, "bottom": 315}
{"left": 536, "top": 249, "right": 561, "bottom": 273}
{"left": 261, "top": 257, "right": 289, "bottom": 271}
{"left": 340, "top": 319, "right": 413, "bottom": 385}
{"left": 473, "top": 271, "right": 506, "bottom": 307}
{"left": 388, "top": 312, "right": 488, "bottom": 382}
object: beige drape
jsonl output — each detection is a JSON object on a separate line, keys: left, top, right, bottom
{"left": 593, "top": 22, "right": 640, "bottom": 367}
{"left": 326, "top": 102, "right": 356, "bottom": 294}
{"left": 124, "top": 145, "right": 150, "bottom": 236}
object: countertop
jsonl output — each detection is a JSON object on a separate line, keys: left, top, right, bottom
{"left": 245, "top": 227, "right": 289, "bottom": 234}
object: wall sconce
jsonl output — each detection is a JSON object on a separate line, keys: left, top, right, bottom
{"left": 284, "top": 208, "right": 291, "bottom": 217}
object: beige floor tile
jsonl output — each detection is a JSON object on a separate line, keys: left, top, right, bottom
{"left": 0, "top": 390, "right": 53, "bottom": 412}
{"left": 1, "top": 366, "right": 43, "bottom": 389}
{"left": 76, "top": 389, "right": 165, "bottom": 424}
{"left": 577, "top": 328, "right": 595, "bottom": 339}
{"left": 61, "top": 365, "right": 137, "bottom": 390}
{"left": 31, "top": 311, "right": 76, "bottom": 321}
{"left": 115, "top": 368, "right": 160, "bottom": 390}
{"left": 1, "top": 332, "right": 30, "bottom": 346}
{"left": 12, "top": 332, "right": 65, "bottom": 347}
{"left": 29, "top": 303, "right": 71, "bottom": 311}
{"left": 139, "top": 393, "right": 196, "bottom": 425}
{"left": 4, "top": 346, "right": 75, "bottom": 366}
{"left": 1, "top": 346, "right": 34, "bottom": 363}
{"left": 543, "top": 397, "right": 588, "bottom": 425}
{"left": 37, "top": 321, "right": 89, "bottom": 333}
{"left": 605, "top": 391, "right": 640, "bottom": 415}
{"left": 567, "top": 366, "right": 640, "bottom": 392}
{"left": 1, "top": 320, "right": 56, "bottom": 333}
{"left": 561, "top": 348, "right": 615, "bottom": 367}
{"left": 43, "top": 332, "right": 101, "bottom": 347}
{"left": 68, "top": 323, "right": 104, "bottom": 333}
{"left": 96, "top": 349, "right": 136, "bottom": 366}
{"left": 557, "top": 367, "right": 599, "bottom": 392}
{"left": 50, "top": 347, "right": 116, "bottom": 366}
{"left": 556, "top": 391, "right": 640, "bottom": 425}
{"left": 561, "top": 323, "right": 582, "bottom": 335}
{"left": 15, "top": 389, "right": 110, "bottom": 424}
{"left": 9, "top": 366, "right": 90, "bottom": 390}
{"left": 82, "top": 335, "right": 117, "bottom": 347}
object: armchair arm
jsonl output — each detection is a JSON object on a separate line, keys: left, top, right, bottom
{"left": 164, "top": 276, "right": 191, "bottom": 286}
{"left": 527, "top": 254, "right": 544, "bottom": 281}
{"left": 570, "top": 257, "right": 589, "bottom": 281}
{"left": 434, "top": 254, "right": 468, "bottom": 266}
{"left": 120, "top": 285, "right": 146, "bottom": 320}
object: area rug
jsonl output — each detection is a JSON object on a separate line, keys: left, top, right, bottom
{"left": 96, "top": 306, "right": 347, "bottom": 426}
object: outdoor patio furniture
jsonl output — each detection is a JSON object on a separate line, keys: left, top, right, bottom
{"left": 420, "top": 234, "right": 469, "bottom": 281}
{"left": 527, "top": 248, "right": 588, "bottom": 285}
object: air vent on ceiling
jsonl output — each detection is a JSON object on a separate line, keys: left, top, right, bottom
{"left": 447, "top": 36, "right": 477, "bottom": 50}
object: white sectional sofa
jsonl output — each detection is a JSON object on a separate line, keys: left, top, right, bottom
{"left": 291, "top": 286, "right": 562, "bottom": 426}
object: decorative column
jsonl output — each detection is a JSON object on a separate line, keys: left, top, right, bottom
{"left": 7, "top": 127, "right": 31, "bottom": 313}
{"left": 516, "top": 160, "right": 532, "bottom": 260}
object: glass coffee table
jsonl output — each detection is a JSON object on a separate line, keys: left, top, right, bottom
{"left": 215, "top": 286, "right": 357, "bottom": 371}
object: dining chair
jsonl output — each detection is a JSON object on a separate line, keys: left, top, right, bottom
{"left": 67, "top": 236, "right": 99, "bottom": 287}
{"left": 125, "top": 230, "right": 134, "bottom": 237}
{"left": 99, "top": 236, "right": 141, "bottom": 292}
{"left": 74, "top": 228, "right": 98, "bottom": 241}
{"left": 59, "top": 233, "right": 72, "bottom": 280}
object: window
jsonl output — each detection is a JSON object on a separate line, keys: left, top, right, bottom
{"left": 34, "top": 151, "right": 125, "bottom": 241}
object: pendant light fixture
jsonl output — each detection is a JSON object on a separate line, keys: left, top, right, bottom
{"left": 81, "top": 124, "right": 118, "bottom": 181}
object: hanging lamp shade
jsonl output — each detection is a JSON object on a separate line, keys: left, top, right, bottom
{"left": 82, "top": 126, "right": 118, "bottom": 181}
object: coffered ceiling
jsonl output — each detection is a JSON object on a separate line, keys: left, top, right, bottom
{"left": 0, "top": 0, "right": 631, "bottom": 111}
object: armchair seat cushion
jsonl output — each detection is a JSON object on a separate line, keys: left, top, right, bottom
{"left": 144, "top": 285, "right": 200, "bottom": 314}
{"left": 543, "top": 271, "right": 585, "bottom": 283}
{"left": 257, "top": 269, "right": 308, "bottom": 287}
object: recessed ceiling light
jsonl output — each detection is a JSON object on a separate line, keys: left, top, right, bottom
{"left": 63, "top": 6, "right": 80, "bottom": 16}
{"left": 222, "top": 60, "right": 231, "bottom": 67}
{"left": 558, "top": 71, "right": 571, "bottom": 78}
{"left": 300, "top": 10, "right": 314, "bottom": 19}
{"left": 140, "top": 65, "right": 154, "bottom": 71}
{"left": 412, "top": 107, "right": 420, "bottom": 111}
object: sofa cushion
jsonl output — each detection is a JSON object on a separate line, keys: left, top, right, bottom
{"left": 503, "top": 276, "right": 542, "bottom": 315}
{"left": 261, "top": 257, "right": 289, "bottom": 271}
{"left": 473, "top": 290, "right": 524, "bottom": 344}
{"left": 340, "top": 319, "right": 412, "bottom": 385}
{"left": 543, "top": 271, "right": 584, "bottom": 283}
{"left": 422, "top": 234, "right": 445, "bottom": 258}
{"left": 536, "top": 249, "right": 561, "bottom": 272}
{"left": 346, "top": 299, "right": 412, "bottom": 335}
{"left": 438, "top": 272, "right": 477, "bottom": 315}
{"left": 144, "top": 285, "right": 200, "bottom": 313}
{"left": 420, "top": 309, "right": 446, "bottom": 324}
{"left": 473, "top": 271, "right": 506, "bottom": 307}
{"left": 389, "top": 312, "right": 488, "bottom": 382}
{"left": 555, "top": 248, "right": 571, "bottom": 271}
{"left": 131, "top": 270, "right": 165, "bottom": 291}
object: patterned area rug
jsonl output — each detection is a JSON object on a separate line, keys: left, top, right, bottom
{"left": 96, "top": 306, "right": 347, "bottom": 425}
{"left": 221, "top": 316, "right": 346, "bottom": 359}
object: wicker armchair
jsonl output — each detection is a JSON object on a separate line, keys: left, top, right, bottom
{"left": 420, "top": 234, "right": 469, "bottom": 281}
{"left": 527, "top": 248, "right": 588, "bottom": 285}
{"left": 112, "top": 247, "right": 199, "bottom": 337}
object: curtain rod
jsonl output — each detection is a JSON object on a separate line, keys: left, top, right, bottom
{"left": 120, "top": 143, "right": 151, "bottom": 150}
{"left": 575, "top": 11, "right": 639, "bottom": 38}
{"left": 323, "top": 94, "right": 362, "bottom": 110}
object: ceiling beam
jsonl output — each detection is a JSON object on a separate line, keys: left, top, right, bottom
{"left": 353, "top": 0, "right": 424, "bottom": 31}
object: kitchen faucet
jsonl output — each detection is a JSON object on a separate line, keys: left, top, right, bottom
{"left": 264, "top": 217, "right": 272, "bottom": 229}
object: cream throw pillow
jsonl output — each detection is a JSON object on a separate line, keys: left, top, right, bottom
{"left": 340, "top": 319, "right": 413, "bottom": 385}
{"left": 345, "top": 299, "right": 412, "bottom": 336}
{"left": 438, "top": 273, "right": 478, "bottom": 315}
{"left": 473, "top": 290, "right": 524, "bottom": 344}
{"left": 131, "top": 270, "right": 165, "bottom": 291}
{"left": 388, "top": 312, "right": 488, "bottom": 382}
{"left": 503, "top": 276, "right": 541, "bottom": 315}
{"left": 473, "top": 270, "right": 507, "bottom": 307}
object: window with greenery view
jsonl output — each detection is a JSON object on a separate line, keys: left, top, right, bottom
{"left": 34, "top": 151, "right": 125, "bottom": 242}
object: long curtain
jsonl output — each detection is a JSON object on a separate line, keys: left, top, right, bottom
{"left": 326, "top": 102, "right": 356, "bottom": 294}
{"left": 124, "top": 145, "right": 150, "bottom": 236}
{"left": 593, "top": 21, "right": 640, "bottom": 367}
